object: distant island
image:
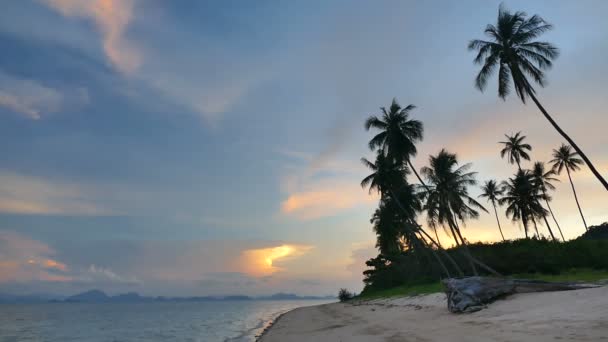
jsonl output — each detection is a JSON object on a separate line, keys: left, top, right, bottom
{"left": 0, "top": 290, "right": 335, "bottom": 304}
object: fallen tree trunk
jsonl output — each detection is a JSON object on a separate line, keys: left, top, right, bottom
{"left": 443, "top": 276, "right": 597, "bottom": 313}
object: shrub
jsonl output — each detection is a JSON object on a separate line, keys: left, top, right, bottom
{"left": 338, "top": 288, "right": 354, "bottom": 302}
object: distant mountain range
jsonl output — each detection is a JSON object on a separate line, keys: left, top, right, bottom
{"left": 0, "top": 290, "right": 335, "bottom": 303}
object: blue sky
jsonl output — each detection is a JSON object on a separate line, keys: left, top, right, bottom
{"left": 0, "top": 0, "right": 607, "bottom": 296}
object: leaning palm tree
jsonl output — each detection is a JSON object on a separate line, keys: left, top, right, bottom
{"left": 500, "top": 170, "right": 547, "bottom": 239}
{"left": 479, "top": 180, "right": 506, "bottom": 241}
{"left": 550, "top": 144, "right": 588, "bottom": 231}
{"left": 421, "top": 149, "right": 488, "bottom": 275}
{"left": 499, "top": 132, "right": 532, "bottom": 170}
{"left": 365, "top": 98, "right": 425, "bottom": 185}
{"left": 469, "top": 4, "right": 608, "bottom": 191}
{"left": 532, "top": 161, "right": 565, "bottom": 241}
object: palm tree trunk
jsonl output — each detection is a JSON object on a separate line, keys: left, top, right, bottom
{"left": 388, "top": 189, "right": 462, "bottom": 277}
{"left": 492, "top": 201, "right": 506, "bottom": 241}
{"left": 522, "top": 212, "right": 529, "bottom": 239}
{"left": 543, "top": 190, "right": 565, "bottom": 241}
{"left": 450, "top": 214, "right": 478, "bottom": 276}
{"left": 407, "top": 160, "right": 429, "bottom": 190}
{"left": 433, "top": 227, "right": 442, "bottom": 248}
{"left": 532, "top": 220, "right": 540, "bottom": 238}
{"left": 528, "top": 92, "right": 608, "bottom": 191}
{"left": 416, "top": 231, "right": 451, "bottom": 278}
{"left": 542, "top": 214, "right": 556, "bottom": 241}
{"left": 566, "top": 167, "right": 588, "bottom": 231}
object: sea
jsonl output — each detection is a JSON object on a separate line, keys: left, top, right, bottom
{"left": 0, "top": 300, "right": 332, "bottom": 342}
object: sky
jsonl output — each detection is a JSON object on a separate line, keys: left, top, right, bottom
{"left": 0, "top": 0, "right": 607, "bottom": 297}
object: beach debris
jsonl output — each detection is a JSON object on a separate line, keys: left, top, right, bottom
{"left": 443, "top": 276, "right": 597, "bottom": 313}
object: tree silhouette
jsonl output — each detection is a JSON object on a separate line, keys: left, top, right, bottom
{"left": 421, "top": 149, "right": 487, "bottom": 275}
{"left": 469, "top": 4, "right": 608, "bottom": 190}
{"left": 479, "top": 180, "right": 506, "bottom": 241}
{"left": 532, "top": 161, "right": 564, "bottom": 241}
{"left": 361, "top": 152, "right": 458, "bottom": 277}
{"left": 365, "top": 98, "right": 425, "bottom": 185}
{"left": 500, "top": 170, "right": 547, "bottom": 239}
{"left": 499, "top": 132, "right": 532, "bottom": 170}
{"left": 550, "top": 144, "right": 588, "bottom": 231}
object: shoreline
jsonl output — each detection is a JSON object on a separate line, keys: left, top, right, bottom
{"left": 254, "top": 308, "right": 291, "bottom": 341}
{"left": 259, "top": 286, "right": 608, "bottom": 341}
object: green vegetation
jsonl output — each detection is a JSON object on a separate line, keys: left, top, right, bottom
{"left": 359, "top": 267, "right": 608, "bottom": 300}
{"left": 362, "top": 224, "right": 608, "bottom": 293}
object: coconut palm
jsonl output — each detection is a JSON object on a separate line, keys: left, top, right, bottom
{"left": 365, "top": 99, "right": 425, "bottom": 185}
{"left": 532, "top": 161, "right": 565, "bottom": 241}
{"left": 361, "top": 153, "right": 407, "bottom": 197}
{"left": 479, "top": 180, "right": 506, "bottom": 241}
{"left": 469, "top": 4, "right": 608, "bottom": 191}
{"left": 550, "top": 144, "right": 588, "bottom": 231}
{"left": 421, "top": 149, "right": 487, "bottom": 275}
{"left": 361, "top": 152, "right": 457, "bottom": 276}
{"left": 499, "top": 132, "right": 532, "bottom": 170}
{"left": 499, "top": 170, "right": 547, "bottom": 239}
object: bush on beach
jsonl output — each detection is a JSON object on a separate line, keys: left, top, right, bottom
{"left": 338, "top": 288, "right": 354, "bottom": 302}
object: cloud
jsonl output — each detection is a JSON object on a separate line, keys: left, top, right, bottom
{"left": 0, "top": 71, "right": 81, "bottom": 119}
{"left": 0, "top": 231, "right": 71, "bottom": 283}
{"left": 282, "top": 181, "right": 377, "bottom": 220}
{"left": 279, "top": 149, "right": 377, "bottom": 220}
{"left": 43, "top": 0, "right": 140, "bottom": 74}
{"left": 0, "top": 171, "right": 108, "bottom": 215}
{"left": 81, "top": 264, "right": 139, "bottom": 284}
{"left": 241, "top": 244, "right": 313, "bottom": 276}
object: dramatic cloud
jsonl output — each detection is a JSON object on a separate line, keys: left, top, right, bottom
{"left": 241, "top": 244, "right": 313, "bottom": 276}
{"left": 43, "top": 0, "right": 140, "bottom": 74}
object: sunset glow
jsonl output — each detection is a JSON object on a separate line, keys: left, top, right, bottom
{"left": 242, "top": 244, "right": 311, "bottom": 276}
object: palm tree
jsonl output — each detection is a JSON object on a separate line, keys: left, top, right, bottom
{"left": 532, "top": 161, "right": 565, "bottom": 241}
{"left": 499, "top": 132, "right": 532, "bottom": 170}
{"left": 421, "top": 149, "right": 487, "bottom": 275}
{"left": 361, "top": 153, "right": 406, "bottom": 197}
{"left": 479, "top": 180, "right": 506, "bottom": 241}
{"left": 365, "top": 98, "right": 425, "bottom": 185}
{"left": 499, "top": 170, "right": 547, "bottom": 239}
{"left": 361, "top": 152, "right": 458, "bottom": 277}
{"left": 469, "top": 4, "right": 608, "bottom": 191}
{"left": 550, "top": 144, "right": 588, "bottom": 231}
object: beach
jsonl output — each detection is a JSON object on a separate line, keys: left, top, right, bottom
{"left": 259, "top": 286, "right": 608, "bottom": 341}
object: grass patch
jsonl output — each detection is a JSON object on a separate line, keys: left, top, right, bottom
{"left": 513, "top": 268, "right": 608, "bottom": 283}
{"left": 357, "top": 268, "right": 608, "bottom": 300}
{"left": 357, "top": 281, "right": 443, "bottom": 300}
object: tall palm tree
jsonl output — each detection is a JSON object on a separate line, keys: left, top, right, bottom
{"left": 421, "top": 149, "right": 487, "bottom": 275}
{"left": 469, "top": 4, "right": 608, "bottom": 191}
{"left": 500, "top": 170, "right": 547, "bottom": 239}
{"left": 499, "top": 132, "right": 532, "bottom": 170}
{"left": 365, "top": 98, "right": 425, "bottom": 185}
{"left": 532, "top": 161, "right": 565, "bottom": 241}
{"left": 479, "top": 180, "right": 506, "bottom": 241}
{"left": 550, "top": 144, "right": 588, "bottom": 231}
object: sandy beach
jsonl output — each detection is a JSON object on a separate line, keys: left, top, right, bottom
{"left": 259, "top": 286, "right": 608, "bottom": 341}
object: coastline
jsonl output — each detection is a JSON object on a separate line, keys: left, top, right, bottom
{"left": 254, "top": 307, "right": 292, "bottom": 341}
{"left": 259, "top": 286, "right": 608, "bottom": 341}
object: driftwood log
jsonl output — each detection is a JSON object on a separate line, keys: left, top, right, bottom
{"left": 442, "top": 276, "right": 596, "bottom": 313}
